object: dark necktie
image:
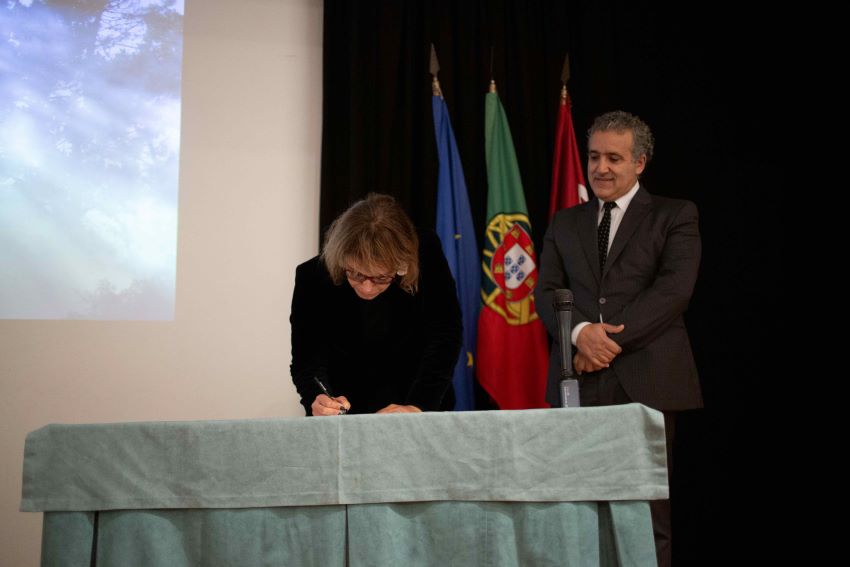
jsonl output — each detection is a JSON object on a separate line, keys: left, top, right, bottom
{"left": 598, "top": 201, "right": 617, "bottom": 271}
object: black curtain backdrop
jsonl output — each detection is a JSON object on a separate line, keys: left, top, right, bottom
{"left": 320, "top": 1, "right": 777, "bottom": 564}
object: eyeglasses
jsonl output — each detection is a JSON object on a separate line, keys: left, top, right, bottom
{"left": 344, "top": 269, "right": 396, "bottom": 285}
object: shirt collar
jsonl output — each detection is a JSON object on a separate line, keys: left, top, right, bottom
{"left": 597, "top": 181, "right": 641, "bottom": 214}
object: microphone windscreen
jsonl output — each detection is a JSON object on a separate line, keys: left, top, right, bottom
{"left": 553, "top": 288, "right": 573, "bottom": 310}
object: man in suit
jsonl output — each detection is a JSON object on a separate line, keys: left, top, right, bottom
{"left": 538, "top": 110, "right": 702, "bottom": 567}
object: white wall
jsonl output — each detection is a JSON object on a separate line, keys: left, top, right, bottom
{"left": 0, "top": 0, "right": 323, "bottom": 563}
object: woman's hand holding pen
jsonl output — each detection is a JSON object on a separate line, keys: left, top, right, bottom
{"left": 312, "top": 376, "right": 350, "bottom": 416}
{"left": 312, "top": 394, "right": 351, "bottom": 416}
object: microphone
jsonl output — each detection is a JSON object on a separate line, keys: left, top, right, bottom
{"left": 553, "top": 289, "right": 580, "bottom": 408}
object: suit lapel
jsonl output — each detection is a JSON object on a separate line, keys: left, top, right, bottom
{"left": 603, "top": 186, "right": 652, "bottom": 276}
{"left": 578, "top": 198, "right": 602, "bottom": 284}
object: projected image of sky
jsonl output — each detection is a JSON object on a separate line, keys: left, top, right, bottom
{"left": 0, "top": 0, "right": 184, "bottom": 320}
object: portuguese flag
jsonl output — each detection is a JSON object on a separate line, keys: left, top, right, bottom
{"left": 475, "top": 82, "right": 549, "bottom": 409}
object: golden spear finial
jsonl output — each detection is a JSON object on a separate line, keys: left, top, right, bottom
{"left": 560, "top": 53, "right": 571, "bottom": 105}
{"left": 430, "top": 43, "right": 442, "bottom": 97}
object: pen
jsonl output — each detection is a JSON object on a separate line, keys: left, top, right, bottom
{"left": 313, "top": 376, "right": 348, "bottom": 415}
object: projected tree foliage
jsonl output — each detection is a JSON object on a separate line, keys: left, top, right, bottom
{"left": 0, "top": 0, "right": 184, "bottom": 319}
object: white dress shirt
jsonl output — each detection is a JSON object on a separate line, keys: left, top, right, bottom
{"left": 571, "top": 181, "right": 642, "bottom": 345}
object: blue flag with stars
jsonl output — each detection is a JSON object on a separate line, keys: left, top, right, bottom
{"left": 433, "top": 92, "right": 480, "bottom": 410}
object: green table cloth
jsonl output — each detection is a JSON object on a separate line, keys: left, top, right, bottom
{"left": 22, "top": 404, "right": 667, "bottom": 566}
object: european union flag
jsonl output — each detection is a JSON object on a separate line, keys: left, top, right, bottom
{"left": 432, "top": 88, "right": 480, "bottom": 411}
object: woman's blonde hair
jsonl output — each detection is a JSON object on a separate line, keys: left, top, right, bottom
{"left": 321, "top": 193, "right": 420, "bottom": 294}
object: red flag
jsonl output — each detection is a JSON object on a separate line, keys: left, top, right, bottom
{"left": 548, "top": 86, "right": 588, "bottom": 220}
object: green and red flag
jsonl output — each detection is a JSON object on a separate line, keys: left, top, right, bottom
{"left": 476, "top": 81, "right": 549, "bottom": 409}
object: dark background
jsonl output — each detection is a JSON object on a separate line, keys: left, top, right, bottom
{"left": 320, "top": 1, "right": 778, "bottom": 563}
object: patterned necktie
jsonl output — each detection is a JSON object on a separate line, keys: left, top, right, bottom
{"left": 598, "top": 201, "right": 617, "bottom": 271}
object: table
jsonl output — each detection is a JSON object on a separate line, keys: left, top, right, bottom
{"left": 22, "top": 404, "right": 667, "bottom": 566}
